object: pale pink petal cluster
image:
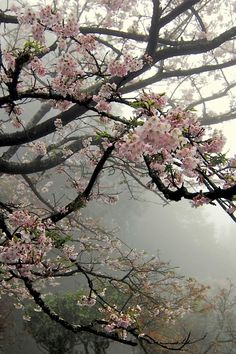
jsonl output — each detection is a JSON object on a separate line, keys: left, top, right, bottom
{"left": 191, "top": 195, "right": 210, "bottom": 208}
{"left": 3, "top": 51, "right": 16, "bottom": 70}
{"left": 95, "top": 100, "right": 111, "bottom": 112}
{"left": 101, "top": 304, "right": 141, "bottom": 335}
{"left": 201, "top": 130, "right": 226, "bottom": 153}
{"left": 8, "top": 210, "right": 37, "bottom": 228}
{"left": 57, "top": 54, "right": 79, "bottom": 78}
{"left": 108, "top": 55, "right": 143, "bottom": 77}
{"left": 29, "top": 57, "right": 46, "bottom": 76}
{"left": 33, "top": 141, "right": 47, "bottom": 156}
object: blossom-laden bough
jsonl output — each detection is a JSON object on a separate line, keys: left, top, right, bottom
{"left": 0, "top": 0, "right": 236, "bottom": 350}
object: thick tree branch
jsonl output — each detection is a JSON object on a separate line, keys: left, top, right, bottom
{"left": 0, "top": 103, "right": 89, "bottom": 147}
{"left": 144, "top": 156, "right": 236, "bottom": 203}
{"left": 159, "top": 0, "right": 201, "bottom": 29}
{"left": 0, "top": 138, "right": 85, "bottom": 174}
{"left": 1, "top": 104, "right": 51, "bottom": 161}
{"left": 115, "top": 27, "right": 236, "bottom": 88}
{"left": 201, "top": 110, "right": 236, "bottom": 125}
{"left": 0, "top": 11, "right": 18, "bottom": 24}
{"left": 153, "top": 27, "right": 236, "bottom": 61}
{"left": 145, "top": 0, "right": 161, "bottom": 56}
{"left": 122, "top": 58, "right": 236, "bottom": 94}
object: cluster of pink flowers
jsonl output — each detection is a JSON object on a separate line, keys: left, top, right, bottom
{"left": 19, "top": 6, "right": 84, "bottom": 44}
{"left": 57, "top": 54, "right": 80, "bottom": 78}
{"left": 20, "top": 5, "right": 61, "bottom": 30}
{"left": 31, "top": 23, "right": 45, "bottom": 42}
{"left": 4, "top": 51, "right": 16, "bottom": 70}
{"left": 114, "top": 94, "right": 229, "bottom": 206}
{"left": 51, "top": 73, "right": 84, "bottom": 99}
{"left": 201, "top": 130, "right": 226, "bottom": 154}
{"left": 93, "top": 83, "right": 117, "bottom": 112}
{"left": 59, "top": 15, "right": 80, "bottom": 37}
{"left": 29, "top": 57, "right": 46, "bottom": 76}
{"left": 191, "top": 195, "right": 210, "bottom": 208}
{"left": 8, "top": 210, "right": 38, "bottom": 228}
{"left": 101, "top": 305, "right": 141, "bottom": 337}
{"left": 1, "top": 215, "right": 53, "bottom": 278}
{"left": 108, "top": 54, "right": 143, "bottom": 77}
{"left": 75, "top": 34, "right": 97, "bottom": 53}
{"left": 107, "top": 60, "right": 129, "bottom": 77}
{"left": 94, "top": 100, "right": 111, "bottom": 112}
{"left": 139, "top": 91, "right": 168, "bottom": 111}
{"left": 32, "top": 141, "right": 47, "bottom": 156}
{"left": 116, "top": 112, "right": 189, "bottom": 162}
{"left": 123, "top": 53, "right": 143, "bottom": 72}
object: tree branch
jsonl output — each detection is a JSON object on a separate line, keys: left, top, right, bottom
{"left": 50, "top": 143, "right": 115, "bottom": 223}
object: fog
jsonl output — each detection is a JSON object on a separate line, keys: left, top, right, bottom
{"left": 1, "top": 0, "right": 236, "bottom": 352}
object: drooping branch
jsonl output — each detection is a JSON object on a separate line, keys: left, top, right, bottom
{"left": 50, "top": 142, "right": 115, "bottom": 223}
{"left": 144, "top": 156, "right": 236, "bottom": 203}
{"left": 22, "top": 276, "right": 137, "bottom": 347}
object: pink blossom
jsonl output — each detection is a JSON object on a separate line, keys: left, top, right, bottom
{"left": 108, "top": 60, "right": 128, "bottom": 77}
{"left": 76, "top": 35, "right": 97, "bottom": 52}
{"left": 95, "top": 100, "right": 111, "bottom": 112}
{"left": 32, "top": 23, "right": 45, "bottom": 42}
{"left": 182, "top": 156, "right": 198, "bottom": 171}
{"left": 29, "top": 57, "right": 46, "bottom": 76}
{"left": 33, "top": 141, "right": 47, "bottom": 156}
{"left": 4, "top": 51, "right": 16, "bottom": 70}
{"left": 57, "top": 54, "right": 79, "bottom": 78}
{"left": 191, "top": 195, "right": 210, "bottom": 208}
{"left": 19, "top": 7, "right": 36, "bottom": 24}
{"left": 202, "top": 130, "right": 226, "bottom": 153}
{"left": 104, "top": 323, "right": 116, "bottom": 333}
{"left": 8, "top": 210, "right": 37, "bottom": 228}
{"left": 62, "top": 16, "right": 80, "bottom": 37}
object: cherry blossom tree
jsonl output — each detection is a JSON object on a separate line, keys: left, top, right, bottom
{"left": 1, "top": 0, "right": 236, "bottom": 350}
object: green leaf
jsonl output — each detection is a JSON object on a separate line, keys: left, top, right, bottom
{"left": 95, "top": 131, "right": 112, "bottom": 140}
{"left": 23, "top": 40, "right": 45, "bottom": 55}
